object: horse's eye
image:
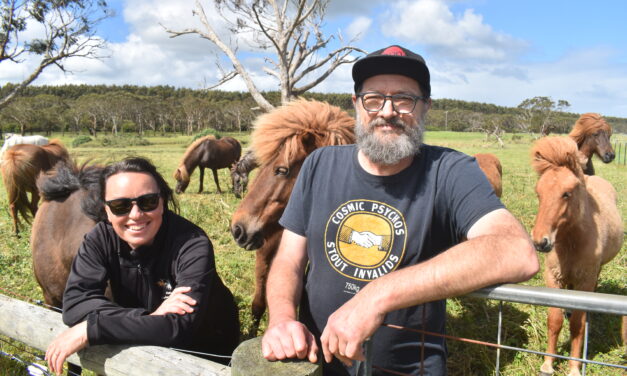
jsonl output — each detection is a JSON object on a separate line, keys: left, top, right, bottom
{"left": 275, "top": 166, "right": 289, "bottom": 176}
{"left": 562, "top": 192, "right": 572, "bottom": 200}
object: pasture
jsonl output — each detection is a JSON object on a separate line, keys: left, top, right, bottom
{"left": 0, "top": 131, "right": 625, "bottom": 375}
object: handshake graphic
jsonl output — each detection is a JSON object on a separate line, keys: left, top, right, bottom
{"left": 349, "top": 230, "right": 384, "bottom": 250}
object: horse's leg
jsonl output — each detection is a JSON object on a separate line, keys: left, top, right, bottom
{"left": 565, "top": 310, "right": 586, "bottom": 376}
{"left": 198, "top": 167, "right": 204, "bottom": 193}
{"left": 541, "top": 306, "right": 563, "bottom": 375}
{"left": 212, "top": 168, "right": 221, "bottom": 193}
{"left": 251, "top": 251, "right": 271, "bottom": 335}
{"left": 622, "top": 316, "right": 627, "bottom": 355}
{"left": 9, "top": 202, "right": 19, "bottom": 236}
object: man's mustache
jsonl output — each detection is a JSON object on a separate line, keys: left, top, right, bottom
{"left": 367, "top": 117, "right": 409, "bottom": 130}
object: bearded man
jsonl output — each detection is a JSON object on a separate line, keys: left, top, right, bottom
{"left": 261, "top": 45, "right": 539, "bottom": 376}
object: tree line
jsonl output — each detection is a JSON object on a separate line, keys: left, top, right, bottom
{"left": 1, "top": 84, "right": 625, "bottom": 138}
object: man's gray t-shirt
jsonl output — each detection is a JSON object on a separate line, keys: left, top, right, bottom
{"left": 279, "top": 144, "right": 504, "bottom": 375}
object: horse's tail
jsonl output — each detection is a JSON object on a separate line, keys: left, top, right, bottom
{"left": 1, "top": 148, "right": 40, "bottom": 224}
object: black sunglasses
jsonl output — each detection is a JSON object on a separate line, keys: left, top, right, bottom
{"left": 105, "top": 193, "right": 161, "bottom": 216}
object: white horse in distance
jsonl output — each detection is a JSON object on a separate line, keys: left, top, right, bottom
{"left": 1, "top": 133, "right": 49, "bottom": 159}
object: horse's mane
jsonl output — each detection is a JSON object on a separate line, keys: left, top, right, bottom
{"left": 531, "top": 136, "right": 584, "bottom": 178}
{"left": 232, "top": 149, "right": 259, "bottom": 174}
{"left": 174, "top": 135, "right": 217, "bottom": 181}
{"left": 568, "top": 113, "right": 612, "bottom": 146}
{"left": 38, "top": 161, "right": 107, "bottom": 222}
{"left": 251, "top": 99, "right": 355, "bottom": 165}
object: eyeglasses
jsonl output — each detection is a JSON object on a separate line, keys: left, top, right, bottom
{"left": 357, "top": 92, "right": 427, "bottom": 114}
{"left": 105, "top": 193, "right": 161, "bottom": 216}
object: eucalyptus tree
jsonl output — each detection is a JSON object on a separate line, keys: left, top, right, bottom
{"left": 0, "top": 0, "right": 111, "bottom": 109}
{"left": 164, "top": 0, "right": 365, "bottom": 111}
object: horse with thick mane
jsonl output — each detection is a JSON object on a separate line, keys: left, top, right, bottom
{"left": 568, "top": 113, "right": 615, "bottom": 175}
{"left": 531, "top": 136, "right": 623, "bottom": 376}
{"left": 1, "top": 140, "right": 70, "bottom": 235}
{"left": 173, "top": 135, "right": 241, "bottom": 194}
{"left": 31, "top": 161, "right": 105, "bottom": 308}
{"left": 230, "top": 99, "right": 355, "bottom": 331}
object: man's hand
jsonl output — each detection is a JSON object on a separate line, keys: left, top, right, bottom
{"left": 45, "top": 321, "right": 89, "bottom": 375}
{"left": 320, "top": 291, "right": 385, "bottom": 367}
{"left": 262, "top": 319, "right": 319, "bottom": 363}
{"left": 151, "top": 286, "right": 196, "bottom": 316}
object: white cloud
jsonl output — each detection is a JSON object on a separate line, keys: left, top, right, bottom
{"left": 381, "top": 0, "right": 528, "bottom": 61}
{"left": 346, "top": 17, "right": 372, "bottom": 41}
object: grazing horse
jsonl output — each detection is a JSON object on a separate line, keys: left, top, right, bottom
{"left": 230, "top": 99, "right": 355, "bottom": 331}
{"left": 1, "top": 134, "right": 49, "bottom": 158}
{"left": 230, "top": 149, "right": 259, "bottom": 198}
{"left": 173, "top": 136, "right": 242, "bottom": 194}
{"left": 1, "top": 140, "right": 70, "bottom": 235}
{"left": 31, "top": 162, "right": 105, "bottom": 308}
{"left": 473, "top": 153, "right": 503, "bottom": 197}
{"left": 530, "top": 136, "right": 623, "bottom": 376}
{"left": 568, "top": 113, "right": 615, "bottom": 175}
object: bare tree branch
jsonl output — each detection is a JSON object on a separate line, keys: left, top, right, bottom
{"left": 164, "top": 0, "right": 366, "bottom": 108}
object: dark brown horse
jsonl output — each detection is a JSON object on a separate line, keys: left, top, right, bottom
{"left": 31, "top": 162, "right": 105, "bottom": 308}
{"left": 569, "top": 113, "right": 615, "bottom": 175}
{"left": 230, "top": 99, "right": 355, "bottom": 331}
{"left": 230, "top": 149, "right": 259, "bottom": 199}
{"left": 531, "top": 136, "right": 623, "bottom": 376}
{"left": 173, "top": 135, "right": 241, "bottom": 194}
{"left": 1, "top": 140, "right": 70, "bottom": 235}
{"left": 474, "top": 153, "right": 503, "bottom": 198}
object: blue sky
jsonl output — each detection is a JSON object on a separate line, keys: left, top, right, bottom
{"left": 2, "top": 0, "right": 627, "bottom": 118}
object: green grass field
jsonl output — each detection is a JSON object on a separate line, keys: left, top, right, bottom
{"left": 0, "top": 131, "right": 625, "bottom": 375}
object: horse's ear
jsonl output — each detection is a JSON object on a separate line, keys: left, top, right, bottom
{"left": 576, "top": 151, "right": 589, "bottom": 170}
{"left": 173, "top": 168, "right": 180, "bottom": 180}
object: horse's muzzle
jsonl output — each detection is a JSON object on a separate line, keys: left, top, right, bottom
{"left": 602, "top": 152, "right": 615, "bottom": 163}
{"left": 231, "top": 223, "right": 264, "bottom": 251}
{"left": 533, "top": 237, "right": 553, "bottom": 253}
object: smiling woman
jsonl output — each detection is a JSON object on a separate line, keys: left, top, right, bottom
{"left": 44, "top": 157, "right": 240, "bottom": 375}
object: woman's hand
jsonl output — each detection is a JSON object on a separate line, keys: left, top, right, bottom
{"left": 151, "top": 286, "right": 196, "bottom": 316}
{"left": 45, "top": 321, "right": 89, "bottom": 375}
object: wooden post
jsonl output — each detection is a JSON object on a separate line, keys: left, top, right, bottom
{"left": 0, "top": 294, "right": 229, "bottom": 376}
{"left": 231, "top": 337, "right": 321, "bottom": 376}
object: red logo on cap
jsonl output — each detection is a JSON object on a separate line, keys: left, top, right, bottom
{"left": 382, "top": 46, "right": 405, "bottom": 56}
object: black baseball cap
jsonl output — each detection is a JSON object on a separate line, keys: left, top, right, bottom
{"left": 352, "top": 45, "right": 431, "bottom": 97}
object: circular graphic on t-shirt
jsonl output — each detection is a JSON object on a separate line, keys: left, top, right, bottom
{"left": 324, "top": 199, "right": 407, "bottom": 281}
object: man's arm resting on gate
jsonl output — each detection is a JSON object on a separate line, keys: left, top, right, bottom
{"left": 320, "top": 208, "right": 539, "bottom": 362}
{"left": 262, "top": 229, "right": 319, "bottom": 363}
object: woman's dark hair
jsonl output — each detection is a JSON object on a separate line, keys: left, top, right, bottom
{"left": 100, "top": 157, "right": 179, "bottom": 214}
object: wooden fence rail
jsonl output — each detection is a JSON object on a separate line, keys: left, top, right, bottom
{"left": 0, "top": 294, "right": 320, "bottom": 375}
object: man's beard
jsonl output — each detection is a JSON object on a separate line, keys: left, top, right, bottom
{"left": 355, "top": 112, "right": 424, "bottom": 165}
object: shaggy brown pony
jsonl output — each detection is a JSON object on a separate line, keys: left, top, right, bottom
{"left": 173, "top": 135, "right": 241, "bottom": 194}
{"left": 531, "top": 136, "right": 623, "bottom": 376}
{"left": 31, "top": 161, "right": 105, "bottom": 308}
{"left": 568, "top": 113, "right": 615, "bottom": 175}
{"left": 474, "top": 153, "right": 503, "bottom": 197}
{"left": 230, "top": 99, "right": 355, "bottom": 332}
{"left": 1, "top": 140, "right": 70, "bottom": 235}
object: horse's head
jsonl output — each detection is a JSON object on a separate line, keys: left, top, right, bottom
{"left": 569, "top": 113, "right": 615, "bottom": 164}
{"left": 173, "top": 166, "right": 190, "bottom": 194}
{"left": 530, "top": 137, "right": 586, "bottom": 253}
{"left": 230, "top": 99, "right": 355, "bottom": 251}
{"left": 231, "top": 147, "right": 308, "bottom": 250}
{"left": 231, "top": 164, "right": 248, "bottom": 199}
